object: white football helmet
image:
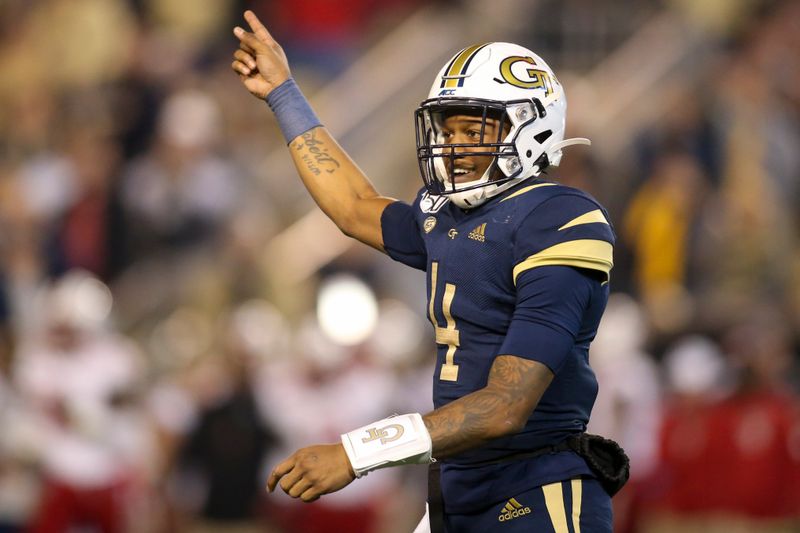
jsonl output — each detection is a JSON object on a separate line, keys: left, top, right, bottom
{"left": 415, "top": 42, "right": 589, "bottom": 209}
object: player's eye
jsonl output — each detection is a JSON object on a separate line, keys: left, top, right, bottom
{"left": 466, "top": 129, "right": 482, "bottom": 140}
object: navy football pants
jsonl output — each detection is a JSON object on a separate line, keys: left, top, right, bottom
{"left": 416, "top": 477, "right": 612, "bottom": 533}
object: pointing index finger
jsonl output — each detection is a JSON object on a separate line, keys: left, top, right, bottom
{"left": 244, "top": 10, "right": 274, "bottom": 44}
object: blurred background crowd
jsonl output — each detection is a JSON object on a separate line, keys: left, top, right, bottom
{"left": 0, "top": 0, "right": 799, "bottom": 532}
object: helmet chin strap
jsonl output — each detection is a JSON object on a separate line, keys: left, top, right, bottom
{"left": 447, "top": 177, "right": 488, "bottom": 209}
{"left": 446, "top": 159, "right": 501, "bottom": 209}
{"left": 448, "top": 162, "right": 519, "bottom": 209}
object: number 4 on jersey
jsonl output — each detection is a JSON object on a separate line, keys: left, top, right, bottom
{"left": 429, "top": 261, "right": 459, "bottom": 381}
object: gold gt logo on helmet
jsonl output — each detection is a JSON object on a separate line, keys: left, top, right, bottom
{"left": 498, "top": 56, "right": 556, "bottom": 96}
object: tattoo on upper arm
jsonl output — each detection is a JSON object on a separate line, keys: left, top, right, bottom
{"left": 292, "top": 129, "right": 341, "bottom": 175}
{"left": 488, "top": 356, "right": 544, "bottom": 397}
{"left": 424, "top": 356, "right": 553, "bottom": 458}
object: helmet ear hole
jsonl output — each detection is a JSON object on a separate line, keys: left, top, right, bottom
{"left": 534, "top": 130, "right": 552, "bottom": 144}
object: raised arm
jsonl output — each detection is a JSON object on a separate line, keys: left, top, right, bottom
{"left": 232, "top": 11, "right": 394, "bottom": 251}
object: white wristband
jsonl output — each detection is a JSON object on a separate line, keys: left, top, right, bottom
{"left": 341, "top": 413, "right": 433, "bottom": 478}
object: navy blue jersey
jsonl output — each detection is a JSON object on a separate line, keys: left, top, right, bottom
{"left": 381, "top": 179, "right": 615, "bottom": 513}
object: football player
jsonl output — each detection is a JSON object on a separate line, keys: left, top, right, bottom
{"left": 233, "top": 10, "right": 623, "bottom": 532}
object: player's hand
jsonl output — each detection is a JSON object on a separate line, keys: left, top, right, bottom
{"left": 266, "top": 443, "right": 356, "bottom": 502}
{"left": 232, "top": 10, "right": 290, "bottom": 99}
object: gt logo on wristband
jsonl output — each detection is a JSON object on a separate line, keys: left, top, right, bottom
{"left": 342, "top": 413, "right": 433, "bottom": 477}
{"left": 362, "top": 424, "right": 405, "bottom": 445}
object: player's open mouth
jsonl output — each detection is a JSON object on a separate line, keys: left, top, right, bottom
{"left": 450, "top": 166, "right": 477, "bottom": 183}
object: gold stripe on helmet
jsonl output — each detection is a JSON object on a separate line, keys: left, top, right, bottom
{"left": 442, "top": 43, "right": 489, "bottom": 88}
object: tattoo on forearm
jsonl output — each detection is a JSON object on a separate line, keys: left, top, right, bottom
{"left": 292, "top": 129, "right": 341, "bottom": 175}
{"left": 300, "top": 153, "right": 320, "bottom": 176}
{"left": 424, "top": 356, "right": 552, "bottom": 458}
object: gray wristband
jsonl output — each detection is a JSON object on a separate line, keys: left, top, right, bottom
{"left": 265, "top": 78, "right": 322, "bottom": 144}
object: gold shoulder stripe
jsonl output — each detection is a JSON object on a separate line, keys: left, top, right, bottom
{"left": 513, "top": 239, "right": 613, "bottom": 284}
{"left": 500, "top": 182, "right": 557, "bottom": 202}
{"left": 558, "top": 209, "right": 608, "bottom": 231}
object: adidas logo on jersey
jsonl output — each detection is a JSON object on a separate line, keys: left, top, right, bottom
{"left": 498, "top": 498, "right": 531, "bottom": 522}
{"left": 468, "top": 223, "right": 487, "bottom": 242}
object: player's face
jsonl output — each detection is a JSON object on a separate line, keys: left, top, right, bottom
{"left": 440, "top": 114, "right": 508, "bottom": 184}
